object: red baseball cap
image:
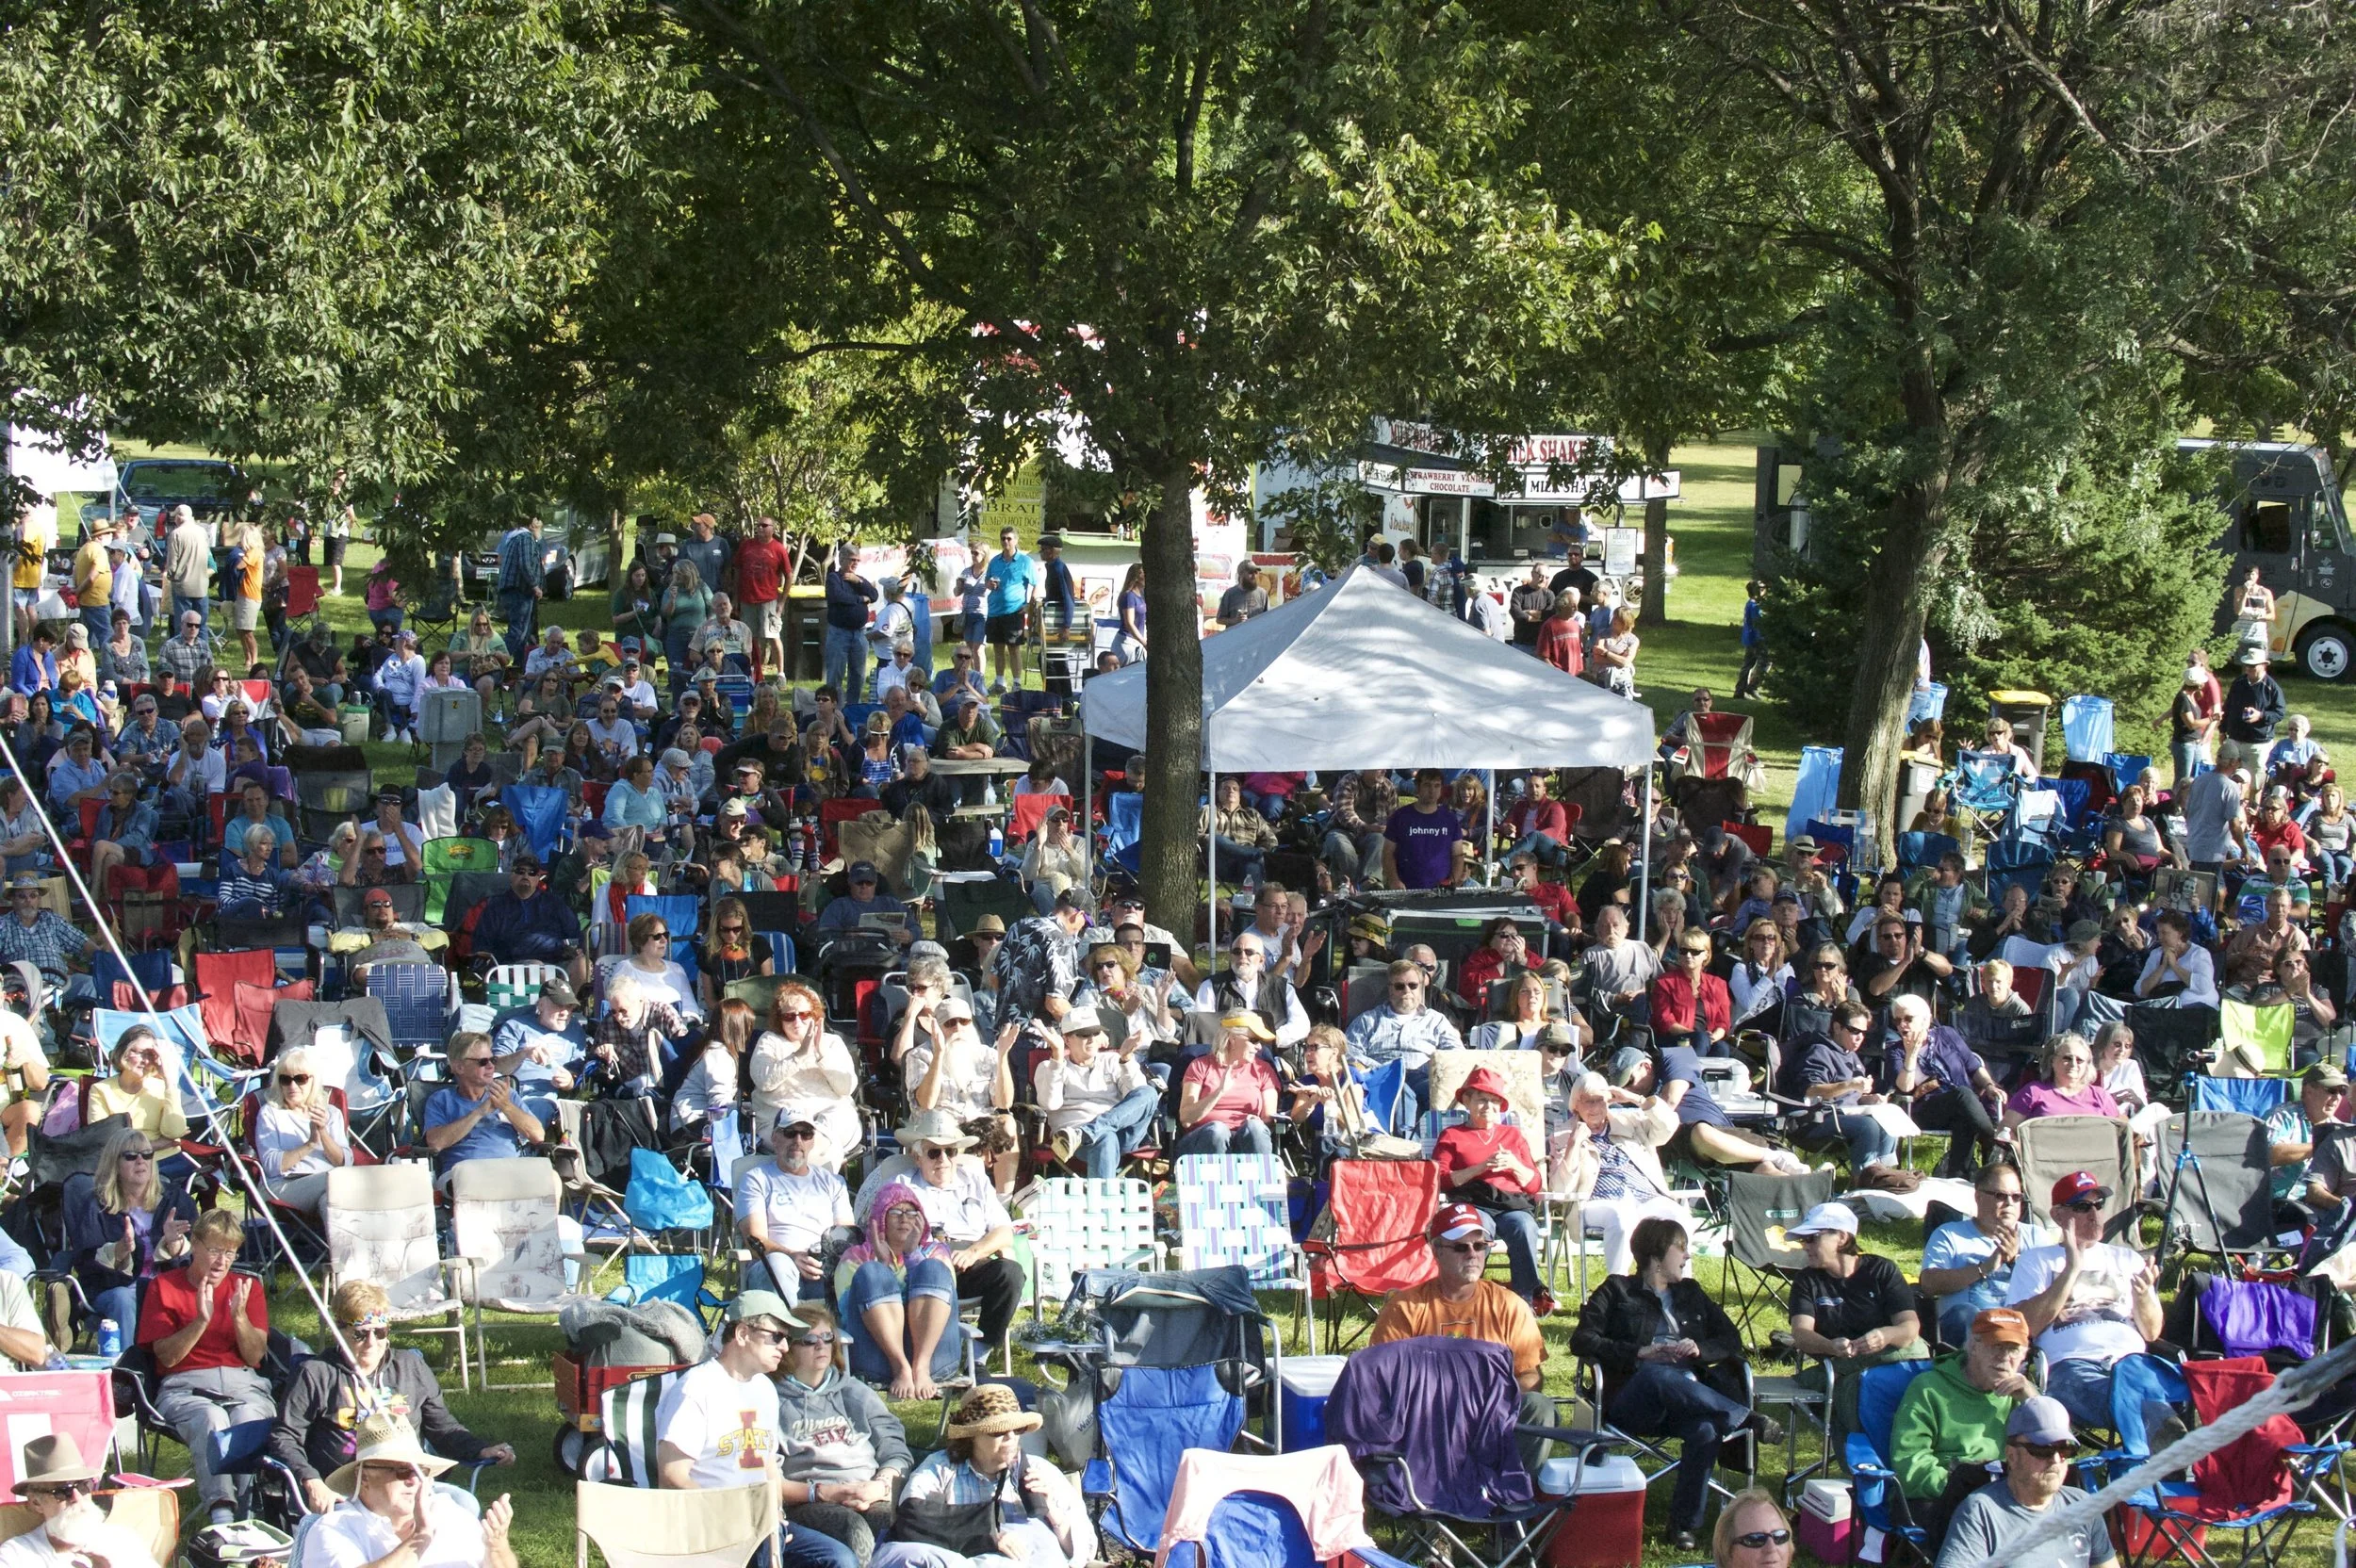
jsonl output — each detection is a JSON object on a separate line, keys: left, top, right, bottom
{"left": 2051, "top": 1170, "right": 2112, "bottom": 1208}
{"left": 1431, "top": 1203, "right": 1492, "bottom": 1243}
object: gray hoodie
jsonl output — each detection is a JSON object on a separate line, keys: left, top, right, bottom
{"left": 775, "top": 1364, "right": 914, "bottom": 1484}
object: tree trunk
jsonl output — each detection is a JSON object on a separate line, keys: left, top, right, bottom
{"left": 1836, "top": 478, "right": 1953, "bottom": 861}
{"left": 1137, "top": 458, "right": 1205, "bottom": 941}
{"left": 1637, "top": 431, "right": 1675, "bottom": 628}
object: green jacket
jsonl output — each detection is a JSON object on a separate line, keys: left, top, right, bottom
{"left": 1888, "top": 1350, "right": 2019, "bottom": 1500}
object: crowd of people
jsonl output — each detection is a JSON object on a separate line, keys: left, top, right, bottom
{"left": 0, "top": 508, "right": 2337, "bottom": 1568}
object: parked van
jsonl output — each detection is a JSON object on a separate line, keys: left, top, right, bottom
{"left": 2180, "top": 438, "right": 2356, "bottom": 679}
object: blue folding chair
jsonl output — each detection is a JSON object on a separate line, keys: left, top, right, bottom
{"left": 503, "top": 784, "right": 568, "bottom": 860}
{"left": 624, "top": 894, "right": 703, "bottom": 969}
{"left": 1085, "top": 1364, "right": 1248, "bottom": 1555}
{"left": 2194, "top": 1076, "right": 2289, "bottom": 1117}
{"left": 757, "top": 931, "right": 798, "bottom": 975}
{"left": 2063, "top": 694, "right": 2116, "bottom": 763}
{"left": 1786, "top": 747, "right": 1843, "bottom": 843}
{"left": 1897, "top": 831, "right": 1960, "bottom": 873}
{"left": 1842, "top": 1360, "right": 1937, "bottom": 1560}
{"left": 1984, "top": 836, "right": 2053, "bottom": 904}
{"left": 1949, "top": 751, "right": 2022, "bottom": 842}
{"left": 1105, "top": 792, "right": 1144, "bottom": 878}
{"left": 367, "top": 961, "right": 454, "bottom": 1054}
{"left": 92, "top": 949, "right": 172, "bottom": 998}
{"left": 2108, "top": 753, "right": 2155, "bottom": 794}
{"left": 1160, "top": 1479, "right": 1418, "bottom": 1568}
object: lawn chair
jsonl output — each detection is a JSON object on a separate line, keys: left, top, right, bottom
{"left": 1669, "top": 711, "right": 1755, "bottom": 783}
{"left": 1897, "top": 832, "right": 1961, "bottom": 874}
{"left": 420, "top": 836, "right": 501, "bottom": 923}
{"left": 324, "top": 1162, "right": 472, "bottom": 1389}
{"left": 1720, "top": 1168, "right": 1837, "bottom": 1343}
{"left": 1326, "top": 1334, "right": 1609, "bottom": 1568}
{"left": 2220, "top": 1000, "right": 2296, "bottom": 1080}
{"left": 1842, "top": 1359, "right": 1939, "bottom": 1564}
{"left": 332, "top": 883, "right": 426, "bottom": 926}
{"left": 2016, "top": 1114, "right": 2139, "bottom": 1241}
{"left": 1301, "top": 1158, "right": 1440, "bottom": 1349}
{"left": 623, "top": 894, "right": 701, "bottom": 968}
{"left": 2155, "top": 1111, "right": 2284, "bottom": 1270}
{"left": 366, "top": 960, "right": 458, "bottom": 1055}
{"left": 1007, "top": 792, "right": 1072, "bottom": 847}
{"left": 450, "top": 1155, "right": 578, "bottom": 1389}
{"left": 1949, "top": 751, "right": 2023, "bottom": 842}
{"left": 1104, "top": 791, "right": 1144, "bottom": 879}
{"left": 1022, "top": 1177, "right": 1162, "bottom": 1309}
{"left": 1088, "top": 1363, "right": 1249, "bottom": 1556}
{"left": 936, "top": 874, "right": 1034, "bottom": 939}
{"left": 2195, "top": 1077, "right": 2291, "bottom": 1117}
{"left": 295, "top": 768, "right": 375, "bottom": 844}
{"left": 1176, "top": 1152, "right": 1317, "bottom": 1353}
{"left": 484, "top": 961, "right": 565, "bottom": 1016}
{"left": 574, "top": 1478, "right": 780, "bottom": 1568}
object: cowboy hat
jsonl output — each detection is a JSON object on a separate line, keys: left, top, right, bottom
{"left": 12, "top": 1433, "right": 100, "bottom": 1493}
{"left": 326, "top": 1413, "right": 455, "bottom": 1497}
{"left": 894, "top": 1106, "right": 978, "bottom": 1151}
{"left": 945, "top": 1383, "right": 1041, "bottom": 1439}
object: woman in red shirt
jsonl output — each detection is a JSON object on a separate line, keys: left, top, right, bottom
{"left": 1175, "top": 1012, "right": 1283, "bottom": 1159}
{"left": 1648, "top": 932, "right": 1732, "bottom": 1057}
{"left": 1432, "top": 1066, "right": 1546, "bottom": 1309}
{"left": 138, "top": 1208, "right": 272, "bottom": 1527}
{"left": 1456, "top": 917, "right": 1530, "bottom": 1003}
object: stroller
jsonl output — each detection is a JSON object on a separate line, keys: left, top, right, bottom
{"left": 1029, "top": 1265, "right": 1281, "bottom": 1560}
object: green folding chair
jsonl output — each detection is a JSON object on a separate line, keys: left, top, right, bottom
{"left": 2218, "top": 998, "right": 2294, "bottom": 1078}
{"left": 421, "top": 836, "right": 500, "bottom": 923}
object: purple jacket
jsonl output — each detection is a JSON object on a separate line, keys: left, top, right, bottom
{"left": 1324, "top": 1334, "right": 1534, "bottom": 1518}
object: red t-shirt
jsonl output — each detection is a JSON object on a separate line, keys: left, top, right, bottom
{"left": 137, "top": 1266, "right": 268, "bottom": 1374}
{"left": 733, "top": 539, "right": 790, "bottom": 605}
{"left": 1434, "top": 1122, "right": 1540, "bottom": 1196}
{"left": 1181, "top": 1054, "right": 1280, "bottom": 1131}
{"left": 1536, "top": 616, "right": 1583, "bottom": 676}
{"left": 2252, "top": 818, "right": 2308, "bottom": 860}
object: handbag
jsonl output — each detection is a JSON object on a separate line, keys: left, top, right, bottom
{"left": 1454, "top": 1179, "right": 1539, "bottom": 1216}
{"left": 623, "top": 1147, "right": 714, "bottom": 1233}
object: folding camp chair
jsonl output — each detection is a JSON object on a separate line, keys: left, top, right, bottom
{"left": 936, "top": 874, "right": 1035, "bottom": 939}
{"left": 1176, "top": 1152, "right": 1317, "bottom": 1353}
{"left": 420, "top": 837, "right": 501, "bottom": 924}
{"left": 450, "top": 1155, "right": 578, "bottom": 1388}
{"left": 2016, "top": 1115, "right": 2138, "bottom": 1240}
{"left": 1983, "top": 835, "right": 2053, "bottom": 905}
{"left": 324, "top": 1162, "right": 472, "bottom": 1389}
{"left": 1301, "top": 1158, "right": 1440, "bottom": 1349}
{"left": 2154, "top": 1111, "right": 2285, "bottom": 1269}
{"left": 296, "top": 769, "right": 375, "bottom": 844}
{"left": 2195, "top": 1076, "right": 2290, "bottom": 1117}
{"left": 1326, "top": 1334, "right": 1609, "bottom": 1568}
{"left": 1088, "top": 1363, "right": 1250, "bottom": 1557}
{"left": 575, "top": 1478, "right": 780, "bottom": 1568}
{"left": 484, "top": 961, "right": 564, "bottom": 1016}
{"left": 332, "top": 882, "right": 426, "bottom": 926}
{"left": 1842, "top": 1360, "right": 1939, "bottom": 1564}
{"left": 1949, "top": 751, "right": 2023, "bottom": 841}
{"left": 622, "top": 894, "right": 701, "bottom": 967}
{"left": 1104, "top": 791, "right": 1144, "bottom": 879}
{"left": 1720, "top": 1168, "right": 1837, "bottom": 1342}
{"left": 503, "top": 783, "right": 568, "bottom": 861}
{"left": 2094, "top": 1355, "right": 2348, "bottom": 1568}
{"left": 440, "top": 870, "right": 509, "bottom": 937}
{"left": 1022, "top": 1177, "right": 1163, "bottom": 1309}
{"left": 1156, "top": 1451, "right": 1416, "bottom": 1568}
{"left": 2221, "top": 1000, "right": 2297, "bottom": 1079}
{"left": 1007, "top": 791, "right": 1072, "bottom": 847}
{"left": 1897, "top": 831, "right": 1961, "bottom": 874}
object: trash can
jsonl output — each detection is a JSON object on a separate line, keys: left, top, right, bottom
{"left": 1989, "top": 689, "right": 2052, "bottom": 773}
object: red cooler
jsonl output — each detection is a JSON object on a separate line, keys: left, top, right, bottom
{"left": 1536, "top": 1455, "right": 1646, "bottom": 1568}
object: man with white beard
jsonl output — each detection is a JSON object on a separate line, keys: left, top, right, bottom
{"left": 0, "top": 1432, "right": 161, "bottom": 1567}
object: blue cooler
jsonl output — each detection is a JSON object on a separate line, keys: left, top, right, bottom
{"left": 1277, "top": 1355, "right": 1349, "bottom": 1452}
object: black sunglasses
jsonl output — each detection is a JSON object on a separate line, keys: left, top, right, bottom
{"left": 1731, "top": 1530, "right": 1792, "bottom": 1549}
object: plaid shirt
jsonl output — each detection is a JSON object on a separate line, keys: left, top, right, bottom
{"left": 0, "top": 910, "right": 90, "bottom": 983}
{"left": 592, "top": 1002, "right": 684, "bottom": 1086}
{"left": 156, "top": 632, "right": 217, "bottom": 689}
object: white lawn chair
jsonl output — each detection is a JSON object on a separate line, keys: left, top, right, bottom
{"left": 325, "top": 1162, "right": 472, "bottom": 1389}
{"left": 450, "top": 1155, "right": 580, "bottom": 1389}
{"left": 1175, "top": 1152, "right": 1316, "bottom": 1352}
{"left": 1023, "top": 1177, "right": 1163, "bottom": 1311}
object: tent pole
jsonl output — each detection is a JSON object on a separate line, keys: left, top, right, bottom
{"left": 1206, "top": 768, "right": 1218, "bottom": 951}
{"left": 1638, "top": 768, "right": 1654, "bottom": 939}
{"left": 1079, "top": 714, "right": 1092, "bottom": 890}
{"left": 1484, "top": 770, "right": 1496, "bottom": 886}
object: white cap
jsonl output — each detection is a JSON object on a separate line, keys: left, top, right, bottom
{"left": 1784, "top": 1201, "right": 1859, "bottom": 1239}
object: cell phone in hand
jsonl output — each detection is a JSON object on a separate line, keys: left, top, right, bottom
{"left": 1144, "top": 942, "right": 1171, "bottom": 971}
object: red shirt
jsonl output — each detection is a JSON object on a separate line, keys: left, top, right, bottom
{"left": 1181, "top": 1054, "right": 1281, "bottom": 1131}
{"left": 2252, "top": 818, "right": 2308, "bottom": 861}
{"left": 1507, "top": 799, "right": 1568, "bottom": 843}
{"left": 1520, "top": 878, "right": 1578, "bottom": 928}
{"left": 1434, "top": 1122, "right": 1541, "bottom": 1197}
{"left": 1536, "top": 616, "right": 1583, "bottom": 676}
{"left": 1647, "top": 970, "right": 1731, "bottom": 1037}
{"left": 138, "top": 1265, "right": 267, "bottom": 1374}
{"left": 733, "top": 538, "right": 790, "bottom": 605}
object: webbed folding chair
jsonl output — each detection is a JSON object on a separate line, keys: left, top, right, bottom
{"left": 1023, "top": 1177, "right": 1162, "bottom": 1309}
{"left": 484, "top": 961, "right": 564, "bottom": 1016}
{"left": 1178, "top": 1153, "right": 1317, "bottom": 1351}
{"left": 366, "top": 960, "right": 458, "bottom": 1054}
{"left": 1327, "top": 1334, "right": 1609, "bottom": 1568}
{"left": 1842, "top": 1359, "right": 1939, "bottom": 1562}
{"left": 1301, "top": 1158, "right": 1440, "bottom": 1349}
{"left": 2016, "top": 1114, "right": 2138, "bottom": 1240}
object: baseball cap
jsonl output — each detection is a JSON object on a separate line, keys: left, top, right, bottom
{"left": 2307, "top": 1062, "right": 2350, "bottom": 1090}
{"left": 1785, "top": 1201, "right": 1859, "bottom": 1239}
{"left": 2067, "top": 919, "right": 2102, "bottom": 944}
{"left": 847, "top": 860, "right": 879, "bottom": 882}
{"left": 1538, "top": 1021, "right": 1579, "bottom": 1053}
{"left": 721, "top": 799, "right": 749, "bottom": 818}
{"left": 1972, "top": 1308, "right": 2030, "bottom": 1347}
{"left": 2051, "top": 1170, "right": 2112, "bottom": 1208}
{"left": 510, "top": 852, "right": 544, "bottom": 873}
{"left": 539, "top": 977, "right": 579, "bottom": 1007}
{"left": 1430, "top": 1203, "right": 1491, "bottom": 1243}
{"left": 362, "top": 888, "right": 393, "bottom": 907}
{"left": 2006, "top": 1396, "right": 2075, "bottom": 1447}
{"left": 728, "top": 1290, "right": 800, "bottom": 1327}
{"left": 1606, "top": 1045, "right": 1651, "bottom": 1087}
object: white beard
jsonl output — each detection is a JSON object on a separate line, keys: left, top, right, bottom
{"left": 42, "top": 1497, "right": 103, "bottom": 1547}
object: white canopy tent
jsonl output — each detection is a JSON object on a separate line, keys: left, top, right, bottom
{"left": 1078, "top": 564, "right": 1660, "bottom": 905}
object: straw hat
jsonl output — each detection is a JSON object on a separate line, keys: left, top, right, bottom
{"left": 894, "top": 1107, "right": 978, "bottom": 1152}
{"left": 327, "top": 1413, "right": 455, "bottom": 1497}
{"left": 946, "top": 1383, "right": 1041, "bottom": 1439}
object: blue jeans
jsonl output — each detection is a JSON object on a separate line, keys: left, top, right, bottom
{"left": 842, "top": 1257, "right": 965, "bottom": 1384}
{"left": 2044, "top": 1353, "right": 2160, "bottom": 1441}
{"left": 499, "top": 591, "right": 536, "bottom": 659}
{"left": 1068, "top": 1084, "right": 1162, "bottom": 1178}
{"left": 172, "top": 595, "right": 207, "bottom": 629}
{"left": 1608, "top": 1362, "right": 1751, "bottom": 1534}
{"left": 1172, "top": 1117, "right": 1273, "bottom": 1160}
{"left": 1835, "top": 1109, "right": 1897, "bottom": 1169}
{"left": 1211, "top": 837, "right": 1266, "bottom": 887}
{"left": 824, "top": 626, "right": 867, "bottom": 704}
{"left": 2172, "top": 741, "right": 2204, "bottom": 790}
{"left": 757, "top": 1524, "right": 862, "bottom": 1568}
{"left": 79, "top": 605, "right": 112, "bottom": 649}
{"left": 1245, "top": 792, "right": 1289, "bottom": 822}
{"left": 1320, "top": 828, "right": 1384, "bottom": 885}
{"left": 1476, "top": 1205, "right": 1542, "bottom": 1301}
{"left": 1507, "top": 831, "right": 1569, "bottom": 870}
{"left": 93, "top": 1284, "right": 139, "bottom": 1344}
{"left": 2315, "top": 850, "right": 2355, "bottom": 897}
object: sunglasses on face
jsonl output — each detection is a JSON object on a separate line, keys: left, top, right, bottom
{"left": 1437, "top": 1239, "right": 1490, "bottom": 1255}
{"left": 2059, "top": 1198, "right": 2102, "bottom": 1214}
{"left": 719, "top": 923, "right": 744, "bottom": 934}
{"left": 278, "top": 1073, "right": 310, "bottom": 1086}
{"left": 918, "top": 1146, "right": 957, "bottom": 1160}
{"left": 27, "top": 1481, "right": 93, "bottom": 1501}
{"left": 2013, "top": 1440, "right": 2075, "bottom": 1461}
{"left": 777, "top": 1126, "right": 816, "bottom": 1140}
{"left": 1983, "top": 1191, "right": 2024, "bottom": 1204}
{"left": 777, "top": 1010, "right": 815, "bottom": 1023}
{"left": 1731, "top": 1530, "right": 1792, "bottom": 1550}
{"left": 121, "top": 1148, "right": 153, "bottom": 1161}
{"left": 459, "top": 1054, "right": 494, "bottom": 1068}
{"left": 344, "top": 1324, "right": 391, "bottom": 1342}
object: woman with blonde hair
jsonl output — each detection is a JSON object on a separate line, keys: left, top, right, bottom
{"left": 85, "top": 1026, "right": 188, "bottom": 1143}
{"left": 696, "top": 895, "right": 773, "bottom": 1013}
{"left": 597, "top": 849, "right": 658, "bottom": 946}
{"left": 1593, "top": 606, "right": 1641, "bottom": 697}
{"left": 902, "top": 803, "right": 939, "bottom": 900}
{"left": 254, "top": 1045, "right": 350, "bottom": 1215}
{"left": 66, "top": 1122, "right": 197, "bottom": 1335}
{"left": 1470, "top": 972, "right": 1562, "bottom": 1051}
{"left": 614, "top": 908, "right": 699, "bottom": 1019}
{"left": 751, "top": 981, "right": 860, "bottom": 1164}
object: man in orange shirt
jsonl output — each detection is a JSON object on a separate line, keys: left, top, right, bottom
{"left": 1368, "top": 1202, "right": 1554, "bottom": 1468}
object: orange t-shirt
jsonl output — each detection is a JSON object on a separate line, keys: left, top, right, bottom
{"left": 1367, "top": 1279, "right": 1546, "bottom": 1380}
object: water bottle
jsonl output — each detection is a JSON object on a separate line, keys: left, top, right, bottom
{"left": 989, "top": 823, "right": 1005, "bottom": 862}
{"left": 96, "top": 1318, "right": 121, "bottom": 1359}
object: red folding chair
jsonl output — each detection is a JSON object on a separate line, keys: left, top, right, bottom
{"left": 1722, "top": 821, "right": 1772, "bottom": 858}
{"left": 1006, "top": 792, "right": 1072, "bottom": 847}
{"left": 1304, "top": 1158, "right": 1443, "bottom": 1348}
{"left": 820, "top": 797, "right": 875, "bottom": 860}
{"left": 194, "top": 949, "right": 279, "bottom": 1065}
{"left": 284, "top": 566, "right": 320, "bottom": 620}
{"left": 1691, "top": 711, "right": 1754, "bottom": 779}
{"left": 581, "top": 779, "right": 611, "bottom": 823}
{"left": 106, "top": 861, "right": 184, "bottom": 950}
{"left": 205, "top": 792, "right": 229, "bottom": 852}
{"left": 67, "top": 799, "right": 101, "bottom": 872}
